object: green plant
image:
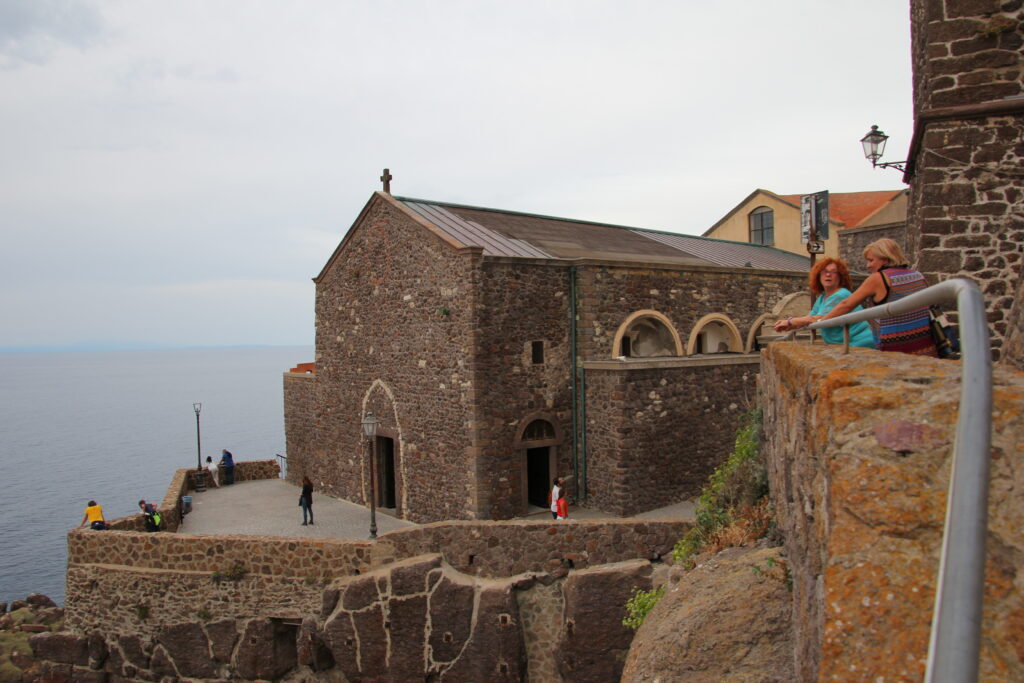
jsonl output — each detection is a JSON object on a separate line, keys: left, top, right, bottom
{"left": 622, "top": 585, "right": 666, "bottom": 630}
{"left": 436, "top": 306, "right": 450, "bottom": 317}
{"left": 672, "top": 409, "right": 767, "bottom": 564}
{"left": 197, "top": 608, "right": 212, "bottom": 621}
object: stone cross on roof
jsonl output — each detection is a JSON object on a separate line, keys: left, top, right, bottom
{"left": 380, "top": 168, "right": 393, "bottom": 194}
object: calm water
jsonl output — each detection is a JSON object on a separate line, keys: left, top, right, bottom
{"left": 0, "top": 345, "right": 312, "bottom": 605}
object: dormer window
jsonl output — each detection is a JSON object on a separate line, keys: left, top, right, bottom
{"left": 749, "top": 207, "right": 774, "bottom": 245}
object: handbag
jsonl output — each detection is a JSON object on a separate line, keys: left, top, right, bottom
{"left": 929, "top": 306, "right": 960, "bottom": 359}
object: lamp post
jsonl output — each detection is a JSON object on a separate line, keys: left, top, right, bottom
{"left": 193, "top": 403, "right": 202, "bottom": 471}
{"left": 360, "top": 411, "right": 379, "bottom": 539}
{"left": 860, "top": 124, "right": 907, "bottom": 172}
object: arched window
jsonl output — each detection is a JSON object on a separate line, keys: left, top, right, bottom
{"left": 687, "top": 314, "right": 744, "bottom": 355}
{"left": 522, "top": 419, "right": 556, "bottom": 442}
{"left": 749, "top": 206, "right": 774, "bottom": 245}
{"left": 613, "top": 311, "right": 683, "bottom": 358}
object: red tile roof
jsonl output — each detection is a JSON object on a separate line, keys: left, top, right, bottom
{"left": 777, "top": 190, "right": 904, "bottom": 228}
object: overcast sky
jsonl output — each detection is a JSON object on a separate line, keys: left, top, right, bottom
{"left": 0, "top": 0, "right": 914, "bottom": 350}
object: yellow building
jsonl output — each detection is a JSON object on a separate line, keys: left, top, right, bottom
{"left": 703, "top": 189, "right": 906, "bottom": 261}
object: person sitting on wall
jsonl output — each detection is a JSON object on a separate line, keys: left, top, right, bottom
{"left": 79, "top": 500, "right": 108, "bottom": 530}
{"left": 818, "top": 238, "right": 938, "bottom": 357}
{"left": 205, "top": 455, "right": 221, "bottom": 488}
{"left": 139, "top": 499, "right": 162, "bottom": 532}
{"left": 773, "top": 257, "right": 876, "bottom": 349}
{"left": 220, "top": 449, "right": 235, "bottom": 485}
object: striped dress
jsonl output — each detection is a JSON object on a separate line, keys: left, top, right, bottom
{"left": 875, "top": 266, "right": 938, "bottom": 357}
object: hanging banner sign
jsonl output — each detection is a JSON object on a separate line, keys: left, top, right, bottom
{"left": 800, "top": 191, "right": 830, "bottom": 242}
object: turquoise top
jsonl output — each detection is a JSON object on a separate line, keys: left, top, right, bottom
{"left": 810, "top": 289, "right": 876, "bottom": 349}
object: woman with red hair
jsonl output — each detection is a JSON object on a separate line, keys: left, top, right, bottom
{"left": 774, "top": 257, "right": 875, "bottom": 348}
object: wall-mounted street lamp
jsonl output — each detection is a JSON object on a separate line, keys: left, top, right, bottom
{"left": 860, "top": 125, "right": 908, "bottom": 173}
{"left": 360, "top": 411, "right": 379, "bottom": 539}
{"left": 193, "top": 403, "right": 203, "bottom": 471}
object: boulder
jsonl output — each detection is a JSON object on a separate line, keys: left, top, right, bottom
{"left": 25, "top": 594, "right": 57, "bottom": 610}
{"left": 440, "top": 584, "right": 525, "bottom": 682}
{"left": 621, "top": 545, "right": 794, "bottom": 682}
{"left": 28, "top": 632, "right": 89, "bottom": 666}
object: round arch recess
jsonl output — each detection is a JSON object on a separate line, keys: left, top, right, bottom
{"left": 611, "top": 310, "right": 684, "bottom": 358}
{"left": 746, "top": 313, "right": 776, "bottom": 353}
{"left": 686, "top": 313, "right": 744, "bottom": 355}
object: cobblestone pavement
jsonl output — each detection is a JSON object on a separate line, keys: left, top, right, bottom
{"left": 179, "top": 478, "right": 694, "bottom": 539}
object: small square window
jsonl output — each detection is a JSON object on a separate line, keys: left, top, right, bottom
{"left": 531, "top": 341, "right": 544, "bottom": 365}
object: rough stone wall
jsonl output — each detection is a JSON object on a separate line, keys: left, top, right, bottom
{"left": 42, "top": 552, "right": 658, "bottom": 682}
{"left": 583, "top": 358, "right": 759, "bottom": 515}
{"left": 283, "top": 373, "right": 317, "bottom": 486}
{"left": 473, "top": 260, "right": 573, "bottom": 519}
{"left": 838, "top": 222, "right": 908, "bottom": 268}
{"left": 308, "top": 197, "right": 481, "bottom": 522}
{"left": 576, "top": 264, "right": 804, "bottom": 359}
{"left": 1004, "top": 276, "right": 1024, "bottom": 369}
{"left": 907, "top": 0, "right": 1024, "bottom": 361}
{"left": 64, "top": 515, "right": 686, "bottom": 637}
{"left": 759, "top": 342, "right": 1024, "bottom": 681}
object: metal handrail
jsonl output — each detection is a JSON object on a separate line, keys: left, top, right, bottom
{"left": 275, "top": 453, "right": 288, "bottom": 479}
{"left": 801, "top": 278, "right": 991, "bottom": 682}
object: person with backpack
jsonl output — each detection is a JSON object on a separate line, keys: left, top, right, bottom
{"left": 220, "top": 449, "right": 235, "bottom": 485}
{"left": 139, "top": 499, "right": 162, "bottom": 532}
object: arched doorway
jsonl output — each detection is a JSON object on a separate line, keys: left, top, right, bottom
{"left": 612, "top": 310, "right": 684, "bottom": 358}
{"left": 515, "top": 416, "right": 562, "bottom": 514}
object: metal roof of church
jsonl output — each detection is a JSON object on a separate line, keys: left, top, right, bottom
{"left": 398, "top": 197, "right": 808, "bottom": 272}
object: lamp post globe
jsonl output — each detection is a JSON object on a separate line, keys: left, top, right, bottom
{"left": 860, "top": 125, "right": 889, "bottom": 165}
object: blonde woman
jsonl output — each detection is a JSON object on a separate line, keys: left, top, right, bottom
{"left": 820, "top": 238, "right": 938, "bottom": 357}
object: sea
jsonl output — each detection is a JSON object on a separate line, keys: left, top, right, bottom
{"left": 0, "top": 345, "right": 313, "bottom": 606}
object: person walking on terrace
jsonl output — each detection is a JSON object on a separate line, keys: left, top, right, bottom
{"left": 300, "top": 476, "right": 314, "bottom": 525}
{"left": 79, "top": 500, "right": 108, "bottom": 530}
{"left": 205, "top": 455, "right": 221, "bottom": 488}
{"left": 773, "top": 257, "right": 875, "bottom": 349}
{"left": 819, "top": 238, "right": 938, "bottom": 357}
{"left": 220, "top": 449, "right": 235, "bottom": 485}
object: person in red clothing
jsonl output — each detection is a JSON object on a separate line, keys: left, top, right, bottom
{"left": 555, "top": 488, "right": 568, "bottom": 520}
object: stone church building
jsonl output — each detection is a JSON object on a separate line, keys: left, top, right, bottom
{"left": 284, "top": 191, "right": 809, "bottom": 522}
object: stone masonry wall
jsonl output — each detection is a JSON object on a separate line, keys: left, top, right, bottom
{"left": 57, "top": 515, "right": 685, "bottom": 681}
{"left": 759, "top": 342, "right": 1024, "bottom": 681}
{"left": 584, "top": 357, "right": 759, "bottom": 516}
{"left": 907, "top": 0, "right": 1024, "bottom": 361}
{"left": 576, "top": 263, "right": 805, "bottom": 360}
{"left": 283, "top": 372, "right": 317, "bottom": 486}
{"left": 474, "top": 259, "right": 573, "bottom": 519}
{"left": 308, "top": 197, "right": 481, "bottom": 522}
{"left": 838, "top": 222, "right": 908, "bottom": 268}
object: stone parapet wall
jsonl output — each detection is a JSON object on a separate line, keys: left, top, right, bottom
{"left": 759, "top": 342, "right": 1024, "bottom": 680}
{"left": 377, "top": 518, "right": 687, "bottom": 577}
